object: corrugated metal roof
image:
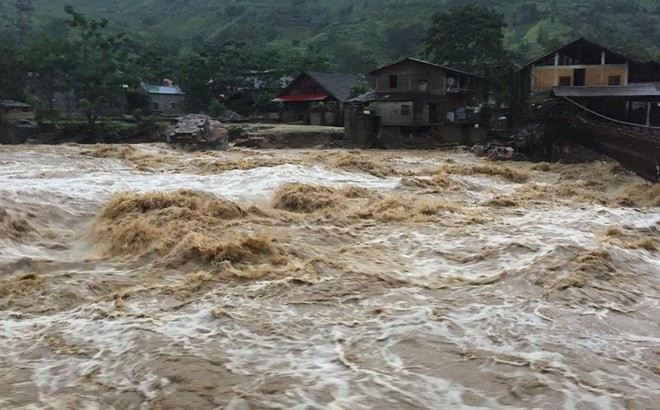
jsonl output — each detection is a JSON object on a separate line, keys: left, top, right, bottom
{"left": 141, "top": 84, "right": 185, "bottom": 95}
{"left": 552, "top": 83, "right": 660, "bottom": 98}
{"left": 0, "top": 100, "right": 30, "bottom": 108}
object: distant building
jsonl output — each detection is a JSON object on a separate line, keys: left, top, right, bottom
{"left": 344, "top": 58, "right": 486, "bottom": 147}
{"left": 523, "top": 38, "right": 660, "bottom": 127}
{"left": 0, "top": 100, "right": 34, "bottom": 119}
{"left": 273, "top": 72, "right": 358, "bottom": 126}
{"left": 141, "top": 81, "right": 186, "bottom": 116}
{"left": 521, "top": 37, "right": 660, "bottom": 97}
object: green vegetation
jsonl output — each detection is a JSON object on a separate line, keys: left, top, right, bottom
{"left": 0, "top": 1, "right": 657, "bottom": 131}
{"left": 3, "top": 0, "right": 654, "bottom": 67}
{"left": 425, "top": 5, "right": 508, "bottom": 74}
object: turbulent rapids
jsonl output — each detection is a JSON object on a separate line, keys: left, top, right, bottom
{"left": 0, "top": 144, "right": 658, "bottom": 409}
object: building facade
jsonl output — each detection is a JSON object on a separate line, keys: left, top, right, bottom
{"left": 365, "top": 58, "right": 482, "bottom": 126}
{"left": 141, "top": 83, "right": 186, "bottom": 116}
{"left": 344, "top": 58, "right": 486, "bottom": 147}
{"left": 522, "top": 38, "right": 659, "bottom": 95}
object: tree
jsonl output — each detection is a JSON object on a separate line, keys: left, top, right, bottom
{"left": 0, "top": 46, "right": 25, "bottom": 123}
{"left": 424, "top": 5, "right": 525, "bottom": 121}
{"left": 23, "top": 36, "right": 77, "bottom": 122}
{"left": 0, "top": 46, "right": 25, "bottom": 101}
{"left": 424, "top": 5, "right": 507, "bottom": 74}
{"left": 64, "top": 6, "right": 132, "bottom": 136}
{"left": 177, "top": 41, "right": 258, "bottom": 112}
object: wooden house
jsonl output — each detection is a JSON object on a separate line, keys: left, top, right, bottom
{"left": 273, "top": 72, "right": 358, "bottom": 126}
{"left": 344, "top": 58, "right": 486, "bottom": 147}
{"left": 365, "top": 58, "right": 482, "bottom": 125}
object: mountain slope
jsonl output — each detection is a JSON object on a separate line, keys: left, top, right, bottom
{"left": 11, "top": 0, "right": 660, "bottom": 70}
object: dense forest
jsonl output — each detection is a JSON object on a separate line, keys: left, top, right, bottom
{"left": 0, "top": 0, "right": 658, "bottom": 124}
{"left": 2, "top": 0, "right": 659, "bottom": 70}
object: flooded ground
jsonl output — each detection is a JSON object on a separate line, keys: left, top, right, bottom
{"left": 0, "top": 143, "right": 658, "bottom": 409}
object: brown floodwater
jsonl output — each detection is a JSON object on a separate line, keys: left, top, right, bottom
{"left": 0, "top": 144, "right": 658, "bottom": 409}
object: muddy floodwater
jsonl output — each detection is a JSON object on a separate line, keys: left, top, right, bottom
{"left": 0, "top": 143, "right": 658, "bottom": 409}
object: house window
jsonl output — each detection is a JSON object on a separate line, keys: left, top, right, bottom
{"left": 401, "top": 105, "right": 410, "bottom": 116}
{"left": 608, "top": 75, "right": 621, "bottom": 85}
{"left": 558, "top": 76, "right": 571, "bottom": 86}
{"left": 170, "top": 102, "right": 177, "bottom": 110}
{"left": 389, "top": 75, "right": 398, "bottom": 88}
{"left": 152, "top": 102, "right": 159, "bottom": 110}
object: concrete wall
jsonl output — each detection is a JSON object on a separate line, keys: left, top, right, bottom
{"left": 343, "top": 108, "right": 375, "bottom": 147}
{"left": 378, "top": 124, "right": 487, "bottom": 148}
{"left": 151, "top": 94, "right": 185, "bottom": 115}
{"left": 371, "top": 101, "right": 415, "bottom": 125}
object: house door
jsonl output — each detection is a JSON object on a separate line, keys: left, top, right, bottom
{"left": 573, "top": 69, "right": 586, "bottom": 86}
{"left": 429, "top": 104, "right": 439, "bottom": 123}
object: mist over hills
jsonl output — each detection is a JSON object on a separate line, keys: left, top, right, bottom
{"left": 2, "top": 0, "right": 659, "bottom": 72}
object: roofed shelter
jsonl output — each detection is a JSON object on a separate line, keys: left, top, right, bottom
{"left": 274, "top": 72, "right": 358, "bottom": 126}
{"left": 551, "top": 83, "right": 660, "bottom": 127}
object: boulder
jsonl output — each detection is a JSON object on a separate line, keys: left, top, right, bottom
{"left": 471, "top": 144, "right": 486, "bottom": 157}
{"left": 165, "top": 114, "right": 228, "bottom": 150}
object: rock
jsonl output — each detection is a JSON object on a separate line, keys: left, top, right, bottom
{"left": 218, "top": 109, "right": 245, "bottom": 122}
{"left": 165, "top": 114, "right": 228, "bottom": 151}
{"left": 471, "top": 144, "right": 486, "bottom": 157}
{"left": 486, "top": 149, "right": 500, "bottom": 161}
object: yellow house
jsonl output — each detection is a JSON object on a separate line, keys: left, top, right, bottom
{"left": 522, "top": 38, "right": 645, "bottom": 93}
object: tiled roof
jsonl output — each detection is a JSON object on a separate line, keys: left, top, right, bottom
{"left": 141, "top": 84, "right": 185, "bottom": 95}
{"left": 305, "top": 72, "right": 359, "bottom": 102}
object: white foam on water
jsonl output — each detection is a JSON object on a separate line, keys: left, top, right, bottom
{"left": 1, "top": 146, "right": 658, "bottom": 408}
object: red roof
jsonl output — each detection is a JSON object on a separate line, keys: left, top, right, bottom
{"left": 273, "top": 93, "right": 328, "bottom": 102}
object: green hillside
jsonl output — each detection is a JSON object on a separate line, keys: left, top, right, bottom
{"left": 5, "top": 0, "right": 658, "bottom": 71}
